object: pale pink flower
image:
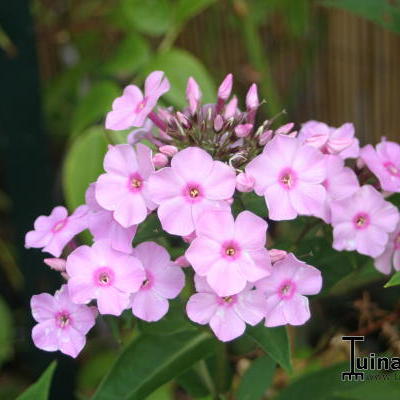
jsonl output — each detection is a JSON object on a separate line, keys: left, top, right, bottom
{"left": 374, "top": 222, "right": 400, "bottom": 274}
{"left": 25, "top": 205, "right": 88, "bottom": 257}
{"left": 148, "top": 147, "right": 236, "bottom": 236}
{"left": 95, "top": 143, "right": 155, "bottom": 227}
{"left": 186, "top": 209, "right": 271, "bottom": 296}
{"left": 31, "top": 285, "right": 96, "bottom": 358}
{"left": 186, "top": 275, "right": 265, "bottom": 342}
{"left": 152, "top": 153, "right": 169, "bottom": 168}
{"left": 331, "top": 185, "right": 399, "bottom": 257}
{"left": 66, "top": 240, "right": 145, "bottom": 316}
{"left": 130, "top": 242, "right": 185, "bottom": 322}
{"left": 256, "top": 253, "right": 322, "bottom": 327}
{"left": 105, "top": 71, "right": 170, "bottom": 130}
{"left": 236, "top": 172, "right": 255, "bottom": 193}
{"left": 86, "top": 184, "right": 136, "bottom": 254}
{"left": 127, "top": 119, "right": 159, "bottom": 146}
{"left": 246, "top": 134, "right": 327, "bottom": 221}
{"left": 298, "top": 121, "right": 359, "bottom": 159}
{"left": 360, "top": 140, "right": 400, "bottom": 192}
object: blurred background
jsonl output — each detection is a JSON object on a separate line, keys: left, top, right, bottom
{"left": 1, "top": 0, "right": 400, "bottom": 399}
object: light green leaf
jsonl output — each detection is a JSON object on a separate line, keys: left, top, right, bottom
{"left": 17, "top": 361, "right": 57, "bottom": 400}
{"left": 246, "top": 325, "right": 292, "bottom": 373}
{"left": 63, "top": 126, "right": 108, "bottom": 211}
{"left": 71, "top": 81, "right": 119, "bottom": 136}
{"left": 385, "top": 271, "right": 400, "bottom": 287}
{"left": 92, "top": 330, "right": 216, "bottom": 400}
{"left": 237, "top": 355, "right": 276, "bottom": 400}
{"left": 141, "top": 48, "right": 216, "bottom": 108}
{"left": 0, "top": 296, "right": 13, "bottom": 366}
{"left": 174, "top": 0, "right": 216, "bottom": 24}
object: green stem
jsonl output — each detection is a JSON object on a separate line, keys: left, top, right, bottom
{"left": 196, "top": 359, "right": 218, "bottom": 399}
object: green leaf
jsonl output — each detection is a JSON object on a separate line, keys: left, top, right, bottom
{"left": 174, "top": 0, "right": 216, "bottom": 24}
{"left": 237, "top": 355, "right": 276, "bottom": 400}
{"left": 17, "top": 361, "right": 57, "bottom": 400}
{"left": 102, "top": 35, "right": 151, "bottom": 77}
{"left": 385, "top": 271, "right": 400, "bottom": 287}
{"left": 175, "top": 362, "right": 211, "bottom": 398}
{"left": 0, "top": 296, "right": 13, "bottom": 366}
{"left": 246, "top": 325, "right": 292, "bottom": 373}
{"left": 333, "top": 379, "right": 400, "bottom": 400}
{"left": 92, "top": 330, "right": 216, "bottom": 400}
{"left": 70, "top": 81, "right": 119, "bottom": 136}
{"left": 141, "top": 48, "right": 216, "bottom": 108}
{"left": 63, "top": 126, "right": 108, "bottom": 211}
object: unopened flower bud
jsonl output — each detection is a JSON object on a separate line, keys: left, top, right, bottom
{"left": 174, "top": 256, "right": 190, "bottom": 268}
{"left": 186, "top": 77, "right": 201, "bottom": 114}
{"left": 152, "top": 153, "right": 168, "bottom": 168}
{"left": 235, "top": 123, "right": 253, "bottom": 138}
{"left": 236, "top": 172, "right": 255, "bottom": 192}
{"left": 259, "top": 129, "right": 273, "bottom": 146}
{"left": 224, "top": 96, "right": 238, "bottom": 119}
{"left": 214, "top": 115, "right": 224, "bottom": 132}
{"left": 269, "top": 249, "right": 288, "bottom": 263}
{"left": 218, "top": 73, "right": 233, "bottom": 101}
{"left": 44, "top": 258, "right": 66, "bottom": 272}
{"left": 183, "top": 232, "right": 196, "bottom": 243}
{"left": 275, "top": 122, "right": 294, "bottom": 134}
{"left": 246, "top": 83, "right": 259, "bottom": 110}
{"left": 159, "top": 145, "right": 178, "bottom": 157}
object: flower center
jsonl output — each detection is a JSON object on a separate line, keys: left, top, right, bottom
{"left": 218, "top": 295, "right": 237, "bottom": 306}
{"left": 278, "top": 168, "right": 297, "bottom": 190}
{"left": 278, "top": 280, "right": 296, "bottom": 299}
{"left": 190, "top": 188, "right": 199, "bottom": 198}
{"left": 128, "top": 173, "right": 143, "bottom": 193}
{"left": 183, "top": 183, "right": 203, "bottom": 203}
{"left": 221, "top": 241, "right": 241, "bottom": 261}
{"left": 94, "top": 267, "right": 114, "bottom": 287}
{"left": 384, "top": 162, "right": 400, "bottom": 177}
{"left": 225, "top": 247, "right": 236, "bottom": 256}
{"left": 52, "top": 218, "right": 67, "bottom": 233}
{"left": 55, "top": 311, "right": 71, "bottom": 329}
{"left": 135, "top": 97, "right": 147, "bottom": 113}
{"left": 353, "top": 212, "right": 370, "bottom": 230}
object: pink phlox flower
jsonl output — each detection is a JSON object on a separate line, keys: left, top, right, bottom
{"left": 105, "top": 71, "right": 170, "bottom": 130}
{"left": 31, "top": 285, "right": 97, "bottom": 358}
{"left": 246, "top": 134, "right": 327, "bottom": 221}
{"left": 330, "top": 185, "right": 399, "bottom": 257}
{"left": 186, "top": 209, "right": 271, "bottom": 297}
{"left": 148, "top": 147, "right": 236, "bottom": 236}
{"left": 374, "top": 222, "right": 400, "bottom": 274}
{"left": 256, "top": 253, "right": 322, "bottom": 327}
{"left": 186, "top": 275, "right": 266, "bottom": 342}
{"left": 66, "top": 240, "right": 145, "bottom": 316}
{"left": 360, "top": 139, "right": 400, "bottom": 192}
{"left": 95, "top": 143, "right": 156, "bottom": 227}
{"left": 130, "top": 242, "right": 185, "bottom": 322}
{"left": 25, "top": 205, "right": 89, "bottom": 257}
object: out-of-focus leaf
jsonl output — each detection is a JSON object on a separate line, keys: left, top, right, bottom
{"left": 240, "top": 192, "right": 266, "bottom": 218}
{"left": 246, "top": 325, "right": 292, "bottom": 373}
{"left": 175, "top": 362, "right": 211, "bottom": 398}
{"left": 71, "top": 81, "right": 119, "bottom": 136}
{"left": 17, "top": 361, "right": 57, "bottom": 400}
{"left": 133, "top": 213, "right": 164, "bottom": 244}
{"left": 322, "top": 0, "right": 400, "bottom": 34}
{"left": 146, "top": 385, "right": 173, "bottom": 400}
{"left": 174, "top": 0, "right": 216, "bottom": 24}
{"left": 141, "top": 48, "right": 216, "bottom": 108}
{"left": 333, "top": 379, "right": 400, "bottom": 399}
{"left": 92, "top": 330, "right": 216, "bottom": 400}
{"left": 236, "top": 355, "right": 276, "bottom": 400}
{"left": 63, "top": 126, "right": 108, "bottom": 211}
{"left": 102, "top": 34, "right": 151, "bottom": 77}
{"left": 0, "top": 296, "right": 13, "bottom": 366}
{"left": 385, "top": 271, "right": 400, "bottom": 287}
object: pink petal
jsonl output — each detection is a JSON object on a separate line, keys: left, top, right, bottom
{"left": 233, "top": 211, "right": 267, "bottom": 250}
{"left": 97, "top": 287, "right": 130, "bottom": 316}
{"left": 131, "top": 290, "right": 169, "bottom": 322}
{"left": 203, "top": 161, "right": 236, "bottom": 200}
{"left": 209, "top": 307, "right": 246, "bottom": 342}
{"left": 158, "top": 197, "right": 194, "bottom": 236}
{"left": 374, "top": 246, "right": 394, "bottom": 274}
{"left": 289, "top": 182, "right": 326, "bottom": 217}
{"left": 25, "top": 230, "right": 52, "bottom": 249}
{"left": 240, "top": 249, "right": 271, "bottom": 282}
{"left": 31, "top": 294, "right": 55, "bottom": 322}
{"left": 70, "top": 307, "right": 97, "bottom": 335}
{"left": 144, "top": 71, "right": 170, "bottom": 98}
{"left": 95, "top": 173, "right": 128, "bottom": 211}
{"left": 194, "top": 209, "right": 235, "bottom": 242}
{"left": 332, "top": 222, "right": 357, "bottom": 252}
{"left": 293, "top": 145, "right": 326, "bottom": 183}
{"left": 264, "top": 295, "right": 289, "bottom": 327}
{"left": 134, "top": 241, "right": 170, "bottom": 272}
{"left": 136, "top": 143, "right": 154, "bottom": 179}
{"left": 292, "top": 264, "right": 322, "bottom": 295}
{"left": 193, "top": 274, "right": 214, "bottom": 293}
{"left": 356, "top": 226, "right": 388, "bottom": 258}
{"left": 234, "top": 290, "right": 266, "bottom": 326}
{"left": 282, "top": 294, "right": 311, "bottom": 326}
{"left": 113, "top": 193, "right": 148, "bottom": 227}
{"left": 152, "top": 265, "right": 185, "bottom": 299}
{"left": 32, "top": 321, "right": 58, "bottom": 352}
{"left": 264, "top": 184, "right": 297, "bottom": 220}
{"left": 104, "top": 145, "right": 138, "bottom": 176}
{"left": 207, "top": 259, "right": 246, "bottom": 296}
{"left": 186, "top": 293, "right": 219, "bottom": 324}
{"left": 186, "top": 237, "right": 222, "bottom": 275}
{"left": 245, "top": 153, "right": 280, "bottom": 195}
{"left": 112, "top": 255, "right": 145, "bottom": 294}
{"left": 148, "top": 168, "right": 184, "bottom": 204}
{"left": 58, "top": 327, "right": 86, "bottom": 358}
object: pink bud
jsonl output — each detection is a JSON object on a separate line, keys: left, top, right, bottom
{"left": 269, "top": 249, "right": 288, "bottom": 263}
{"left": 246, "top": 83, "right": 259, "bottom": 110}
{"left": 235, "top": 123, "right": 253, "bottom": 138}
{"left": 176, "top": 111, "right": 190, "bottom": 128}
{"left": 275, "top": 122, "right": 294, "bottom": 134}
{"left": 214, "top": 115, "right": 224, "bottom": 132}
{"left": 326, "top": 138, "right": 354, "bottom": 154}
{"left": 224, "top": 96, "right": 238, "bottom": 119}
{"left": 259, "top": 129, "right": 273, "bottom": 146}
{"left": 174, "top": 255, "right": 190, "bottom": 268}
{"left": 287, "top": 131, "right": 298, "bottom": 138}
{"left": 61, "top": 272, "right": 70, "bottom": 280}
{"left": 152, "top": 153, "right": 168, "bottom": 168}
{"left": 44, "top": 258, "right": 66, "bottom": 272}
{"left": 159, "top": 145, "right": 178, "bottom": 157}
{"left": 186, "top": 77, "right": 201, "bottom": 114}
{"left": 356, "top": 157, "right": 365, "bottom": 169}
{"left": 218, "top": 73, "right": 233, "bottom": 101}
{"left": 236, "top": 172, "right": 255, "bottom": 192}
{"left": 183, "top": 232, "right": 196, "bottom": 243}
{"left": 226, "top": 197, "right": 234, "bottom": 205}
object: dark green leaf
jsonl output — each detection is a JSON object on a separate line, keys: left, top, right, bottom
{"left": 63, "top": 126, "right": 108, "bottom": 211}
{"left": 175, "top": 0, "right": 216, "bottom": 24}
{"left": 385, "top": 271, "right": 400, "bottom": 287}
{"left": 237, "top": 355, "right": 276, "bottom": 400}
{"left": 17, "top": 361, "right": 57, "bottom": 400}
{"left": 92, "top": 330, "right": 216, "bottom": 400}
{"left": 175, "top": 362, "right": 211, "bottom": 398}
{"left": 246, "top": 325, "right": 292, "bottom": 373}
{"left": 0, "top": 295, "right": 13, "bottom": 366}
{"left": 333, "top": 379, "right": 400, "bottom": 399}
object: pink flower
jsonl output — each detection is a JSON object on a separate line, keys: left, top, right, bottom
{"left": 66, "top": 240, "right": 145, "bottom": 316}
{"left": 86, "top": 184, "right": 137, "bottom": 254}
{"left": 31, "top": 285, "right": 96, "bottom": 358}
{"left": 331, "top": 185, "right": 399, "bottom": 257}
{"left": 360, "top": 140, "right": 400, "bottom": 192}
{"left": 148, "top": 147, "right": 236, "bottom": 236}
{"left": 298, "top": 121, "right": 359, "bottom": 159}
{"left": 256, "top": 253, "right": 322, "bottom": 327}
{"left": 130, "top": 242, "right": 185, "bottom": 321}
{"left": 374, "top": 222, "right": 400, "bottom": 274}
{"left": 236, "top": 172, "right": 255, "bottom": 193}
{"left": 246, "top": 134, "right": 327, "bottom": 221}
{"left": 25, "top": 205, "right": 88, "bottom": 257}
{"left": 95, "top": 143, "right": 155, "bottom": 227}
{"left": 152, "top": 153, "right": 169, "bottom": 168}
{"left": 105, "top": 71, "right": 170, "bottom": 130}
{"left": 186, "top": 275, "right": 265, "bottom": 342}
{"left": 186, "top": 209, "right": 271, "bottom": 296}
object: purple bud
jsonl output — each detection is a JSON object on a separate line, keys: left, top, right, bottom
{"left": 224, "top": 96, "right": 238, "bottom": 119}
{"left": 259, "top": 129, "right": 273, "bottom": 146}
{"left": 174, "top": 256, "right": 190, "bottom": 268}
{"left": 214, "top": 115, "right": 224, "bottom": 132}
{"left": 44, "top": 258, "right": 67, "bottom": 271}
{"left": 269, "top": 249, "right": 288, "bottom": 263}
{"left": 236, "top": 172, "right": 255, "bottom": 192}
{"left": 152, "top": 153, "right": 168, "bottom": 168}
{"left": 218, "top": 73, "right": 233, "bottom": 101}
{"left": 159, "top": 145, "right": 178, "bottom": 157}
{"left": 235, "top": 123, "right": 253, "bottom": 138}
{"left": 176, "top": 111, "right": 190, "bottom": 128}
{"left": 246, "top": 83, "right": 259, "bottom": 110}
{"left": 275, "top": 122, "right": 294, "bottom": 134}
{"left": 186, "top": 77, "right": 201, "bottom": 114}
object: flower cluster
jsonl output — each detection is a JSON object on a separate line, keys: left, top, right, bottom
{"left": 25, "top": 71, "right": 400, "bottom": 357}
